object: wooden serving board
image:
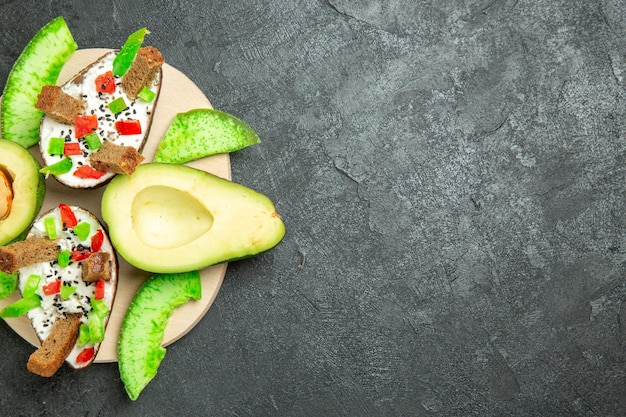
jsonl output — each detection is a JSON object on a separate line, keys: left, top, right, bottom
{"left": 0, "top": 48, "right": 230, "bottom": 362}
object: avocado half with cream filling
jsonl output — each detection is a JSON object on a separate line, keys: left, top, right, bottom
{"left": 18, "top": 205, "right": 117, "bottom": 375}
{"left": 0, "top": 139, "right": 45, "bottom": 245}
{"left": 101, "top": 163, "right": 285, "bottom": 273}
{"left": 38, "top": 48, "right": 162, "bottom": 189}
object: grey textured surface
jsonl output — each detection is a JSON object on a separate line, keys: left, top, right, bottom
{"left": 1, "top": 0, "right": 626, "bottom": 415}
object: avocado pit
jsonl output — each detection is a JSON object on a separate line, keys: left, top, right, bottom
{"left": 0, "top": 167, "right": 14, "bottom": 221}
{"left": 131, "top": 185, "right": 213, "bottom": 249}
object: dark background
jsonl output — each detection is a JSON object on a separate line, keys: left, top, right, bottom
{"left": 1, "top": 1, "right": 626, "bottom": 416}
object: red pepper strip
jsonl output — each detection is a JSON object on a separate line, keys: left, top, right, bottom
{"left": 115, "top": 120, "right": 142, "bottom": 135}
{"left": 95, "top": 71, "right": 115, "bottom": 93}
{"left": 71, "top": 249, "right": 91, "bottom": 262}
{"left": 59, "top": 203, "right": 78, "bottom": 228}
{"left": 42, "top": 279, "right": 61, "bottom": 296}
{"left": 75, "top": 115, "right": 98, "bottom": 138}
{"left": 64, "top": 142, "right": 82, "bottom": 156}
{"left": 91, "top": 229, "right": 104, "bottom": 253}
{"left": 76, "top": 347, "right": 95, "bottom": 363}
{"left": 73, "top": 165, "right": 106, "bottom": 179}
{"left": 95, "top": 279, "right": 105, "bottom": 300}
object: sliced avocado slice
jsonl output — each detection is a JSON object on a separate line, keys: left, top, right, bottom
{"left": 1, "top": 16, "right": 77, "bottom": 148}
{"left": 118, "top": 271, "right": 202, "bottom": 400}
{"left": 101, "top": 163, "right": 285, "bottom": 273}
{"left": 0, "top": 139, "right": 46, "bottom": 245}
{"left": 152, "top": 108, "right": 260, "bottom": 164}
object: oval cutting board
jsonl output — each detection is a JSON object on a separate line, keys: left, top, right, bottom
{"left": 0, "top": 48, "right": 230, "bottom": 362}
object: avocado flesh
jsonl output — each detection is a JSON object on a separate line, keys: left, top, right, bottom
{"left": 0, "top": 140, "right": 45, "bottom": 245}
{"left": 101, "top": 163, "right": 285, "bottom": 273}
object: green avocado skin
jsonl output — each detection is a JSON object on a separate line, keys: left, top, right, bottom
{"left": 152, "top": 108, "right": 260, "bottom": 164}
{"left": 118, "top": 271, "right": 202, "bottom": 400}
{"left": 1, "top": 16, "right": 77, "bottom": 148}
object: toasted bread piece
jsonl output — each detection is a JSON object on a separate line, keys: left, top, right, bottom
{"left": 121, "top": 46, "right": 164, "bottom": 100}
{"left": 27, "top": 313, "right": 82, "bottom": 377}
{"left": 82, "top": 251, "right": 112, "bottom": 283}
{"left": 35, "top": 85, "right": 84, "bottom": 125}
{"left": 90, "top": 141, "right": 144, "bottom": 175}
{"left": 0, "top": 236, "right": 59, "bottom": 274}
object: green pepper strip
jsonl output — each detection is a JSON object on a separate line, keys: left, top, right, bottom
{"left": 23, "top": 274, "right": 41, "bottom": 298}
{"left": 57, "top": 249, "right": 71, "bottom": 268}
{"left": 44, "top": 216, "right": 57, "bottom": 239}
{"left": 78, "top": 324, "right": 91, "bottom": 346}
{"left": 84, "top": 132, "right": 102, "bottom": 150}
{"left": 61, "top": 285, "right": 77, "bottom": 300}
{"left": 0, "top": 295, "right": 40, "bottom": 318}
{"left": 112, "top": 27, "right": 149, "bottom": 77}
{"left": 138, "top": 87, "right": 156, "bottom": 102}
{"left": 108, "top": 97, "right": 128, "bottom": 114}
{"left": 88, "top": 299, "right": 109, "bottom": 344}
{"left": 48, "top": 137, "right": 65, "bottom": 155}
{"left": 40, "top": 157, "right": 72, "bottom": 176}
{"left": 73, "top": 222, "right": 91, "bottom": 241}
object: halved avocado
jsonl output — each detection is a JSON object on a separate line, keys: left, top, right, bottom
{"left": 101, "top": 163, "right": 285, "bottom": 273}
{"left": 0, "top": 139, "right": 45, "bottom": 245}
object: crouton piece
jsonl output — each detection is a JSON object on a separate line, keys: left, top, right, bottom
{"left": 27, "top": 313, "right": 82, "bottom": 377}
{"left": 35, "top": 86, "right": 85, "bottom": 125}
{"left": 82, "top": 251, "right": 111, "bottom": 283}
{"left": 0, "top": 237, "right": 60, "bottom": 274}
{"left": 90, "top": 141, "right": 144, "bottom": 175}
{"left": 121, "top": 46, "right": 164, "bottom": 100}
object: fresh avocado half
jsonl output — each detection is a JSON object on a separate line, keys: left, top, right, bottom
{"left": 101, "top": 163, "right": 285, "bottom": 273}
{"left": 0, "top": 139, "right": 46, "bottom": 245}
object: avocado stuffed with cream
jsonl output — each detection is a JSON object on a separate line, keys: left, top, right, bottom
{"left": 37, "top": 46, "right": 163, "bottom": 188}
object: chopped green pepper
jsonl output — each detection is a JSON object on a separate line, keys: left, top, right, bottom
{"left": 137, "top": 87, "right": 156, "bottom": 103}
{"left": 73, "top": 221, "right": 91, "bottom": 241}
{"left": 91, "top": 298, "right": 109, "bottom": 317}
{"left": 60, "top": 285, "right": 77, "bottom": 300}
{"left": 40, "top": 157, "right": 72, "bottom": 176}
{"left": 23, "top": 274, "right": 41, "bottom": 298}
{"left": 48, "top": 137, "right": 65, "bottom": 155}
{"left": 87, "top": 298, "right": 109, "bottom": 344}
{"left": 0, "top": 271, "right": 18, "bottom": 300}
{"left": 112, "top": 27, "right": 149, "bottom": 77}
{"left": 44, "top": 216, "right": 57, "bottom": 239}
{"left": 78, "top": 324, "right": 90, "bottom": 346}
{"left": 108, "top": 96, "right": 127, "bottom": 114}
{"left": 88, "top": 311, "right": 105, "bottom": 343}
{"left": 84, "top": 132, "right": 102, "bottom": 150}
{"left": 57, "top": 249, "right": 71, "bottom": 267}
{"left": 0, "top": 294, "right": 40, "bottom": 318}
